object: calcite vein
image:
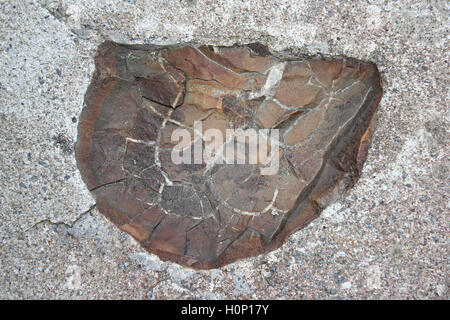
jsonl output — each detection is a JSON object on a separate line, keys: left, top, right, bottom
{"left": 76, "top": 41, "right": 382, "bottom": 269}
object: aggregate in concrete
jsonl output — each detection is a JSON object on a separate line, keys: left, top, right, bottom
{"left": 0, "top": 0, "right": 448, "bottom": 299}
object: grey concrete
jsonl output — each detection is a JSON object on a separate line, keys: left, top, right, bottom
{"left": 0, "top": 0, "right": 448, "bottom": 299}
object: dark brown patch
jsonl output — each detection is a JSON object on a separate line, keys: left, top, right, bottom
{"left": 76, "top": 41, "right": 382, "bottom": 269}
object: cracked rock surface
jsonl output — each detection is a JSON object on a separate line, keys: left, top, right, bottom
{"left": 77, "top": 41, "right": 381, "bottom": 269}
{"left": 1, "top": 0, "right": 448, "bottom": 299}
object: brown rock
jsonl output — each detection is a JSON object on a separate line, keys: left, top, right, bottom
{"left": 76, "top": 41, "right": 382, "bottom": 269}
{"left": 274, "top": 61, "right": 324, "bottom": 108}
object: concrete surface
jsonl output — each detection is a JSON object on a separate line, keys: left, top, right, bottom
{"left": 0, "top": 0, "right": 448, "bottom": 299}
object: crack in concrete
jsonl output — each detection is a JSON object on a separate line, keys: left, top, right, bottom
{"left": 23, "top": 205, "right": 97, "bottom": 233}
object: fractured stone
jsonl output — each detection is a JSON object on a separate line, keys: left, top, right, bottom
{"left": 76, "top": 41, "right": 382, "bottom": 269}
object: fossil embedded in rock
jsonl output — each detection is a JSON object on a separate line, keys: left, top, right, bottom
{"left": 75, "top": 41, "right": 382, "bottom": 269}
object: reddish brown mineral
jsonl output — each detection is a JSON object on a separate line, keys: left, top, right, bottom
{"left": 76, "top": 41, "right": 382, "bottom": 269}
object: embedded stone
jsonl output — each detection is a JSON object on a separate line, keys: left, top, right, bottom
{"left": 76, "top": 41, "right": 382, "bottom": 269}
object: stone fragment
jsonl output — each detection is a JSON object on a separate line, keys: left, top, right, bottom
{"left": 76, "top": 41, "right": 382, "bottom": 269}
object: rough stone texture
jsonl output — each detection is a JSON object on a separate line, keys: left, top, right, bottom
{"left": 77, "top": 41, "right": 381, "bottom": 269}
{"left": 0, "top": 0, "right": 448, "bottom": 298}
